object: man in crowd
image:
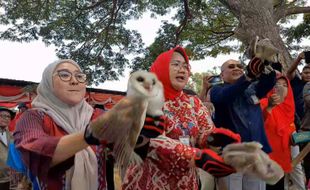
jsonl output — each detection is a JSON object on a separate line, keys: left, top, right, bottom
{"left": 0, "top": 106, "right": 15, "bottom": 190}
{"left": 287, "top": 52, "right": 308, "bottom": 129}
{"left": 9, "top": 102, "right": 29, "bottom": 132}
{"left": 210, "top": 58, "right": 276, "bottom": 190}
{"left": 287, "top": 51, "right": 310, "bottom": 188}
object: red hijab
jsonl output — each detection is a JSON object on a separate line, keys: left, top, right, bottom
{"left": 150, "top": 46, "right": 190, "bottom": 100}
{"left": 261, "top": 75, "right": 295, "bottom": 134}
{"left": 260, "top": 75, "right": 295, "bottom": 172}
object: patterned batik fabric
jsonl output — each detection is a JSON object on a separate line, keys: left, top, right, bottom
{"left": 123, "top": 92, "right": 215, "bottom": 190}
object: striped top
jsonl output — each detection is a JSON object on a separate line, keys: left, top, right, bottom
{"left": 14, "top": 109, "right": 107, "bottom": 190}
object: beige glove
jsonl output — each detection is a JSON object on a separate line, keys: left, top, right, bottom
{"left": 222, "top": 142, "right": 284, "bottom": 185}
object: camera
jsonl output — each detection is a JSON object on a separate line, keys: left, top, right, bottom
{"left": 208, "top": 75, "right": 223, "bottom": 86}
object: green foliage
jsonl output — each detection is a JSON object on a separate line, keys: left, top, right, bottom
{"left": 179, "top": 0, "right": 238, "bottom": 59}
{"left": 284, "top": 13, "right": 310, "bottom": 45}
{"left": 186, "top": 66, "right": 219, "bottom": 94}
{"left": 0, "top": 0, "right": 309, "bottom": 85}
{"left": 130, "top": 21, "right": 178, "bottom": 71}
{"left": 130, "top": 0, "right": 239, "bottom": 75}
{"left": 0, "top": 1, "right": 147, "bottom": 85}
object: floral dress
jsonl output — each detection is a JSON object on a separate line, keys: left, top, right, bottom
{"left": 123, "top": 92, "right": 215, "bottom": 190}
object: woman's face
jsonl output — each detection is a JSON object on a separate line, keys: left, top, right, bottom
{"left": 275, "top": 78, "right": 288, "bottom": 103}
{"left": 169, "top": 52, "right": 190, "bottom": 91}
{"left": 52, "top": 62, "right": 87, "bottom": 106}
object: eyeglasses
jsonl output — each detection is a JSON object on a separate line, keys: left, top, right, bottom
{"left": 53, "top": 70, "right": 87, "bottom": 83}
{"left": 0, "top": 113, "right": 11, "bottom": 120}
{"left": 170, "top": 60, "right": 190, "bottom": 71}
{"left": 227, "top": 64, "right": 244, "bottom": 70}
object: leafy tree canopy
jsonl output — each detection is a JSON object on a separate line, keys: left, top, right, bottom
{"left": 0, "top": 0, "right": 309, "bottom": 85}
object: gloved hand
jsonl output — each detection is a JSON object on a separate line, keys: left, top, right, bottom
{"left": 140, "top": 114, "right": 165, "bottom": 138}
{"left": 206, "top": 128, "right": 241, "bottom": 148}
{"left": 246, "top": 57, "right": 265, "bottom": 79}
{"left": 222, "top": 142, "right": 284, "bottom": 185}
{"left": 134, "top": 114, "right": 165, "bottom": 160}
{"left": 195, "top": 149, "right": 235, "bottom": 177}
{"left": 84, "top": 97, "right": 143, "bottom": 145}
{"left": 261, "top": 64, "right": 274, "bottom": 75}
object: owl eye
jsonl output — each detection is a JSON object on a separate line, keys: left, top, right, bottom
{"left": 137, "top": 76, "right": 144, "bottom": 82}
{"left": 152, "top": 79, "right": 156, "bottom": 85}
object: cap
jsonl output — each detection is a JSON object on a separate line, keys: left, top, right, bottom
{"left": 0, "top": 106, "right": 16, "bottom": 119}
{"left": 17, "top": 102, "right": 27, "bottom": 109}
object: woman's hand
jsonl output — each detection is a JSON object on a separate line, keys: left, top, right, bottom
{"left": 85, "top": 97, "right": 145, "bottom": 144}
{"left": 267, "top": 93, "right": 281, "bottom": 109}
{"left": 202, "top": 75, "right": 212, "bottom": 90}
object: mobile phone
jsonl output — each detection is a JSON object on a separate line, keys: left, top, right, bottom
{"left": 273, "top": 84, "right": 285, "bottom": 102}
{"left": 208, "top": 75, "right": 223, "bottom": 86}
{"left": 304, "top": 51, "right": 310, "bottom": 64}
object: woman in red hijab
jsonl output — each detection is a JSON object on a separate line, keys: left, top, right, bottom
{"left": 122, "top": 46, "right": 240, "bottom": 190}
{"left": 260, "top": 74, "right": 296, "bottom": 190}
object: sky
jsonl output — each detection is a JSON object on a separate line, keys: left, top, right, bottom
{"left": 0, "top": 9, "right": 306, "bottom": 92}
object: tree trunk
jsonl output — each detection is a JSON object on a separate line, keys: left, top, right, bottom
{"left": 223, "top": 0, "right": 293, "bottom": 71}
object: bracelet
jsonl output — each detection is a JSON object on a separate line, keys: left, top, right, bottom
{"left": 84, "top": 124, "right": 100, "bottom": 145}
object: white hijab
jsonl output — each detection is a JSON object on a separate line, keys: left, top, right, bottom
{"left": 32, "top": 59, "right": 98, "bottom": 190}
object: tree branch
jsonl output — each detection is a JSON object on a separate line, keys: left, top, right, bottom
{"left": 211, "top": 30, "right": 234, "bottom": 35}
{"left": 287, "top": 0, "right": 298, "bottom": 7}
{"left": 95, "top": 0, "right": 126, "bottom": 60}
{"left": 275, "top": 6, "right": 310, "bottom": 22}
{"left": 219, "top": 0, "right": 241, "bottom": 17}
{"left": 274, "top": 0, "right": 285, "bottom": 7}
{"left": 175, "top": 0, "right": 192, "bottom": 45}
{"left": 205, "top": 32, "right": 235, "bottom": 48}
{"left": 218, "top": 0, "right": 229, "bottom": 8}
{"left": 75, "top": 0, "right": 105, "bottom": 11}
{"left": 285, "top": 6, "right": 310, "bottom": 17}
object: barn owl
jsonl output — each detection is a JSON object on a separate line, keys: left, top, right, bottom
{"left": 223, "top": 142, "right": 284, "bottom": 184}
{"left": 254, "top": 36, "right": 279, "bottom": 63}
{"left": 113, "top": 70, "right": 164, "bottom": 176}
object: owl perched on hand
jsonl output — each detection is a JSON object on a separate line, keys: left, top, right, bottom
{"left": 254, "top": 37, "right": 279, "bottom": 63}
{"left": 246, "top": 36, "right": 279, "bottom": 63}
{"left": 127, "top": 70, "right": 164, "bottom": 115}
{"left": 114, "top": 70, "right": 164, "bottom": 175}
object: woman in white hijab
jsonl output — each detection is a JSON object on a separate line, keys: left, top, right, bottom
{"left": 14, "top": 59, "right": 140, "bottom": 190}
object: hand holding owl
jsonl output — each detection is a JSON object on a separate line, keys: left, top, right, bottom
{"left": 222, "top": 142, "right": 284, "bottom": 185}
{"left": 104, "top": 71, "right": 165, "bottom": 172}
{"left": 140, "top": 114, "right": 165, "bottom": 138}
{"left": 245, "top": 36, "right": 279, "bottom": 79}
{"left": 206, "top": 127, "right": 241, "bottom": 149}
{"left": 84, "top": 96, "right": 143, "bottom": 145}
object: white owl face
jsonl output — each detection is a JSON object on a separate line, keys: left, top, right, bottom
{"left": 127, "top": 70, "right": 163, "bottom": 98}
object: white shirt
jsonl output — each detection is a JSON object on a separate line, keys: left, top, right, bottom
{"left": 0, "top": 132, "right": 8, "bottom": 146}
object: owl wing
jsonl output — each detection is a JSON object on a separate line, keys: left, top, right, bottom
{"left": 129, "top": 100, "right": 148, "bottom": 148}
{"left": 113, "top": 97, "right": 148, "bottom": 178}
{"left": 114, "top": 71, "right": 164, "bottom": 178}
{"left": 255, "top": 38, "right": 279, "bottom": 62}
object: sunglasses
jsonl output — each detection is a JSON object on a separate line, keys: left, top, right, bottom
{"left": 227, "top": 64, "right": 244, "bottom": 69}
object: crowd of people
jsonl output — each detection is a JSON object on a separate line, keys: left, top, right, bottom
{"left": 0, "top": 47, "right": 309, "bottom": 190}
